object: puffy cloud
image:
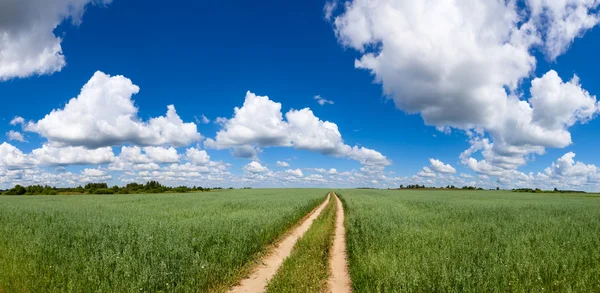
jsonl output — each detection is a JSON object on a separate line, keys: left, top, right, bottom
{"left": 243, "top": 161, "right": 269, "bottom": 173}
{"left": 6, "top": 131, "right": 26, "bottom": 142}
{"left": 186, "top": 147, "right": 210, "bottom": 165}
{"left": 429, "top": 158, "right": 457, "bottom": 174}
{"left": 25, "top": 71, "right": 202, "bottom": 148}
{"left": 527, "top": 0, "right": 600, "bottom": 60}
{"left": 206, "top": 92, "right": 289, "bottom": 148}
{"left": 0, "top": 0, "right": 111, "bottom": 80}
{"left": 0, "top": 142, "right": 36, "bottom": 169}
{"left": 285, "top": 168, "right": 304, "bottom": 177}
{"left": 314, "top": 95, "right": 334, "bottom": 106}
{"left": 529, "top": 70, "right": 598, "bottom": 135}
{"left": 544, "top": 152, "right": 597, "bottom": 178}
{"left": 32, "top": 144, "right": 115, "bottom": 165}
{"left": 82, "top": 168, "right": 108, "bottom": 178}
{"left": 331, "top": 0, "right": 599, "bottom": 173}
{"left": 276, "top": 160, "right": 290, "bottom": 167}
{"left": 232, "top": 145, "right": 258, "bottom": 160}
{"left": 416, "top": 167, "right": 437, "bottom": 178}
{"left": 10, "top": 116, "right": 25, "bottom": 126}
{"left": 115, "top": 146, "right": 150, "bottom": 164}
{"left": 206, "top": 91, "right": 390, "bottom": 167}
{"left": 143, "top": 146, "right": 179, "bottom": 164}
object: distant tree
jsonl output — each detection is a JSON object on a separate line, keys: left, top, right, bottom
{"left": 496, "top": 187, "right": 500, "bottom": 190}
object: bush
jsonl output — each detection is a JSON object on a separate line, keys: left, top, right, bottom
{"left": 92, "top": 188, "right": 114, "bottom": 194}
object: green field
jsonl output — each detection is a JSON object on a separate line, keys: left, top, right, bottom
{"left": 339, "top": 189, "right": 600, "bottom": 292}
{"left": 0, "top": 189, "right": 327, "bottom": 292}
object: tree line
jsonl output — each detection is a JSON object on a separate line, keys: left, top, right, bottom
{"left": 1, "top": 181, "right": 232, "bottom": 196}
{"left": 398, "top": 184, "right": 486, "bottom": 190}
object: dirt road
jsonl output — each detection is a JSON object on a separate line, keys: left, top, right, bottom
{"left": 229, "top": 193, "right": 331, "bottom": 293}
{"left": 328, "top": 192, "right": 352, "bottom": 292}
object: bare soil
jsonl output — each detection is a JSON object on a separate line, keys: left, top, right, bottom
{"left": 228, "top": 193, "right": 331, "bottom": 293}
{"left": 328, "top": 192, "right": 352, "bottom": 292}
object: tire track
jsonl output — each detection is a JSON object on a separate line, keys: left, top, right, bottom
{"left": 229, "top": 193, "right": 331, "bottom": 293}
{"left": 328, "top": 192, "right": 352, "bottom": 292}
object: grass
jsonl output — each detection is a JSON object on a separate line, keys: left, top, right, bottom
{"left": 266, "top": 194, "right": 336, "bottom": 293}
{"left": 0, "top": 189, "right": 327, "bottom": 292}
{"left": 339, "top": 189, "right": 600, "bottom": 292}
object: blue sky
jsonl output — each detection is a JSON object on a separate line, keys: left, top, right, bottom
{"left": 1, "top": 0, "right": 599, "bottom": 190}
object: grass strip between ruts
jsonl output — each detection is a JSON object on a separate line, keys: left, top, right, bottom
{"left": 265, "top": 193, "right": 337, "bottom": 293}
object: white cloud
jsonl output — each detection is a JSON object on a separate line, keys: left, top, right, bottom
{"left": 331, "top": 0, "right": 600, "bottom": 174}
{"left": 0, "top": 142, "right": 36, "bottom": 169}
{"left": 10, "top": 116, "right": 25, "bottom": 126}
{"left": 25, "top": 71, "right": 202, "bottom": 148}
{"left": 0, "top": 0, "right": 111, "bottom": 80}
{"left": 314, "top": 95, "right": 334, "bottom": 106}
{"left": 32, "top": 144, "right": 115, "bottom": 165}
{"left": 545, "top": 152, "right": 597, "bottom": 178}
{"left": 196, "top": 114, "right": 210, "bottom": 124}
{"left": 206, "top": 91, "right": 390, "bottom": 168}
{"left": 276, "top": 160, "right": 290, "bottom": 167}
{"left": 417, "top": 166, "right": 437, "bottom": 178}
{"left": 527, "top": 0, "right": 600, "bottom": 60}
{"left": 115, "top": 146, "right": 150, "bottom": 164}
{"left": 6, "top": 131, "right": 26, "bottom": 142}
{"left": 285, "top": 168, "right": 304, "bottom": 177}
{"left": 186, "top": 147, "right": 210, "bottom": 165}
{"left": 82, "top": 168, "right": 108, "bottom": 178}
{"left": 243, "top": 161, "right": 269, "bottom": 173}
{"left": 324, "top": 1, "right": 338, "bottom": 21}
{"left": 460, "top": 173, "right": 474, "bottom": 179}
{"left": 429, "top": 158, "right": 457, "bottom": 174}
{"left": 143, "top": 146, "right": 180, "bottom": 164}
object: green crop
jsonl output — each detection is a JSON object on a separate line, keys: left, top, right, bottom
{"left": 0, "top": 189, "right": 326, "bottom": 292}
{"left": 339, "top": 189, "right": 600, "bottom": 292}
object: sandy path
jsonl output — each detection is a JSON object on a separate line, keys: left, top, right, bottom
{"left": 228, "top": 193, "right": 331, "bottom": 293}
{"left": 328, "top": 192, "right": 352, "bottom": 292}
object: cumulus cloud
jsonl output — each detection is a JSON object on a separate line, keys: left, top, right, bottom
{"left": 6, "top": 131, "right": 26, "bottom": 142}
{"left": 243, "top": 161, "right": 269, "bottom": 173}
{"left": 314, "top": 95, "right": 334, "bottom": 106}
{"left": 276, "top": 160, "right": 290, "bottom": 167}
{"left": 417, "top": 167, "right": 437, "bottom": 178}
{"left": 544, "top": 152, "right": 597, "bottom": 178}
{"left": 143, "top": 146, "right": 180, "bottom": 164}
{"left": 32, "top": 144, "right": 115, "bottom": 165}
{"left": 10, "top": 116, "right": 25, "bottom": 126}
{"left": 527, "top": 0, "right": 600, "bottom": 60}
{"left": 0, "top": 0, "right": 111, "bottom": 80}
{"left": 331, "top": 0, "right": 599, "bottom": 175}
{"left": 0, "top": 142, "right": 36, "bottom": 169}
{"left": 285, "top": 168, "right": 304, "bottom": 177}
{"left": 429, "top": 158, "right": 457, "bottom": 174}
{"left": 24, "top": 71, "right": 202, "bottom": 148}
{"left": 232, "top": 145, "right": 259, "bottom": 160}
{"left": 186, "top": 147, "right": 210, "bottom": 165}
{"left": 205, "top": 91, "right": 390, "bottom": 168}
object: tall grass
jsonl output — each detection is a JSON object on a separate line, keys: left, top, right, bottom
{"left": 340, "top": 189, "right": 600, "bottom": 292}
{"left": 0, "top": 189, "right": 326, "bottom": 292}
{"left": 266, "top": 195, "right": 336, "bottom": 293}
